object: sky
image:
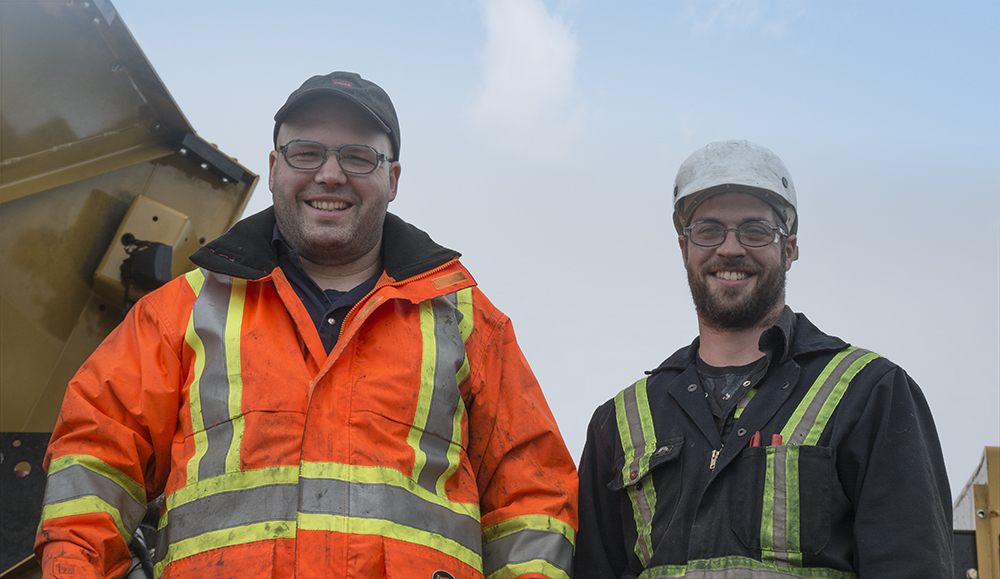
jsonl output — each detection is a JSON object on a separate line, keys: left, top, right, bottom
{"left": 107, "top": 0, "right": 998, "bottom": 502}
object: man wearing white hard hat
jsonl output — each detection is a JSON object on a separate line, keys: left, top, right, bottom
{"left": 574, "top": 140, "right": 952, "bottom": 578}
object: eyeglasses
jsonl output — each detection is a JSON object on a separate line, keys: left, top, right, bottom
{"left": 684, "top": 220, "right": 787, "bottom": 248}
{"left": 278, "top": 139, "right": 391, "bottom": 174}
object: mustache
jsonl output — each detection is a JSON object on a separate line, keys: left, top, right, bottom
{"left": 699, "top": 257, "right": 764, "bottom": 274}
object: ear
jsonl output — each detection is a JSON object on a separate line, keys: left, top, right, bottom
{"left": 387, "top": 161, "right": 401, "bottom": 202}
{"left": 784, "top": 234, "right": 798, "bottom": 270}
{"left": 268, "top": 149, "right": 280, "bottom": 192}
{"left": 678, "top": 234, "right": 688, "bottom": 264}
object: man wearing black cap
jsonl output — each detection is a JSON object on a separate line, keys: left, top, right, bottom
{"left": 574, "top": 141, "right": 952, "bottom": 578}
{"left": 36, "top": 72, "right": 578, "bottom": 579}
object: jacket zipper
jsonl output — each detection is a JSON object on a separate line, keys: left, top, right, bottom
{"left": 709, "top": 448, "right": 721, "bottom": 470}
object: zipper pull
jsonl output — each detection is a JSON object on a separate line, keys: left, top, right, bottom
{"left": 709, "top": 449, "right": 720, "bottom": 470}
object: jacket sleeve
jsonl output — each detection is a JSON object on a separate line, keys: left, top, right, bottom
{"left": 463, "top": 289, "right": 578, "bottom": 579}
{"left": 837, "top": 362, "right": 953, "bottom": 578}
{"left": 574, "top": 402, "right": 630, "bottom": 579}
{"left": 34, "top": 285, "right": 188, "bottom": 578}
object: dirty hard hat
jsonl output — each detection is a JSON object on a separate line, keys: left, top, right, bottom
{"left": 273, "top": 71, "right": 400, "bottom": 160}
{"left": 672, "top": 140, "right": 797, "bottom": 235}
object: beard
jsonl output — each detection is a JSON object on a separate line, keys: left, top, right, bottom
{"left": 687, "top": 253, "right": 786, "bottom": 331}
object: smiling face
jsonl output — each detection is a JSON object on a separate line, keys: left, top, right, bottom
{"left": 268, "top": 96, "right": 400, "bottom": 269}
{"left": 679, "top": 192, "right": 797, "bottom": 331}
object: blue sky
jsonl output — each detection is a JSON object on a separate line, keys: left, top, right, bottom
{"left": 110, "top": 0, "right": 998, "bottom": 499}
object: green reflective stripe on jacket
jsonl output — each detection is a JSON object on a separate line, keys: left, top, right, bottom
{"left": 41, "top": 455, "right": 148, "bottom": 545}
{"left": 183, "top": 270, "right": 248, "bottom": 486}
{"left": 409, "top": 293, "right": 469, "bottom": 496}
{"left": 614, "top": 377, "right": 657, "bottom": 566}
{"left": 639, "top": 555, "right": 857, "bottom": 578}
{"left": 482, "top": 514, "right": 575, "bottom": 579}
{"left": 454, "top": 287, "right": 474, "bottom": 385}
{"left": 760, "top": 347, "right": 878, "bottom": 567}
{"left": 779, "top": 347, "right": 878, "bottom": 446}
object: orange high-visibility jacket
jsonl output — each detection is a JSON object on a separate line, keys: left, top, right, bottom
{"left": 36, "top": 209, "right": 578, "bottom": 579}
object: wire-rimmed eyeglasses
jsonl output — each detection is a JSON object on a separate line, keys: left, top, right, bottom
{"left": 683, "top": 220, "right": 787, "bottom": 248}
{"left": 278, "top": 139, "right": 392, "bottom": 175}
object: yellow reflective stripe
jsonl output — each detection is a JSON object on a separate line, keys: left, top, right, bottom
{"left": 409, "top": 300, "right": 438, "bottom": 485}
{"left": 300, "top": 461, "right": 479, "bottom": 519}
{"left": 735, "top": 388, "right": 757, "bottom": 419}
{"left": 482, "top": 513, "right": 575, "bottom": 545}
{"left": 184, "top": 268, "right": 205, "bottom": 294}
{"left": 785, "top": 449, "right": 803, "bottom": 567}
{"left": 456, "top": 288, "right": 474, "bottom": 384}
{"left": 487, "top": 559, "right": 570, "bottom": 579}
{"left": 41, "top": 495, "right": 134, "bottom": 544}
{"left": 456, "top": 287, "right": 474, "bottom": 341}
{"left": 223, "top": 278, "right": 246, "bottom": 473}
{"left": 48, "top": 454, "right": 146, "bottom": 506}
{"left": 641, "top": 555, "right": 858, "bottom": 578}
{"left": 297, "top": 512, "right": 482, "bottom": 571}
{"left": 154, "top": 519, "right": 296, "bottom": 576}
{"left": 166, "top": 465, "right": 300, "bottom": 510}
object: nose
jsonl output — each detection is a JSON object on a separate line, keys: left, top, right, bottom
{"left": 313, "top": 154, "right": 348, "bottom": 186}
{"left": 716, "top": 229, "right": 747, "bottom": 258}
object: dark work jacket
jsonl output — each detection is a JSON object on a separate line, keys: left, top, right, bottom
{"left": 575, "top": 310, "right": 953, "bottom": 578}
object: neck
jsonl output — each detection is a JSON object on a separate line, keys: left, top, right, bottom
{"left": 299, "top": 247, "right": 382, "bottom": 292}
{"left": 696, "top": 303, "right": 784, "bottom": 367}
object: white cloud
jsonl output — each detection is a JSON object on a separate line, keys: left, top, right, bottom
{"left": 466, "top": 0, "right": 583, "bottom": 156}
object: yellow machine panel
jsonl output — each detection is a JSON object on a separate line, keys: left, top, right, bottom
{"left": 0, "top": 2, "right": 257, "bottom": 572}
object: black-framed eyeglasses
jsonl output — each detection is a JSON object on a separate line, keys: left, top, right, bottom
{"left": 683, "top": 220, "right": 787, "bottom": 248}
{"left": 278, "top": 139, "right": 391, "bottom": 175}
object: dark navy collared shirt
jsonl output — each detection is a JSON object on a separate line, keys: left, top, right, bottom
{"left": 272, "top": 225, "right": 379, "bottom": 355}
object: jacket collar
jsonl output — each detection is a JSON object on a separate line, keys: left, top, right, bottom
{"left": 648, "top": 306, "right": 847, "bottom": 375}
{"left": 190, "top": 207, "right": 461, "bottom": 283}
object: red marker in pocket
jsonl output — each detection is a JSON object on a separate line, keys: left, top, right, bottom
{"left": 771, "top": 434, "right": 783, "bottom": 446}
{"left": 750, "top": 431, "right": 762, "bottom": 447}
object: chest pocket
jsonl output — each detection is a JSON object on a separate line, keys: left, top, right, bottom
{"left": 608, "top": 436, "right": 685, "bottom": 550}
{"left": 733, "top": 444, "right": 833, "bottom": 556}
{"left": 733, "top": 346, "right": 879, "bottom": 564}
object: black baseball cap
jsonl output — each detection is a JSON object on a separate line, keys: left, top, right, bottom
{"left": 273, "top": 71, "right": 400, "bottom": 160}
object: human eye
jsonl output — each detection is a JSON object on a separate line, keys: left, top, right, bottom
{"left": 339, "top": 146, "right": 378, "bottom": 171}
{"left": 740, "top": 223, "right": 772, "bottom": 244}
{"left": 691, "top": 222, "right": 724, "bottom": 244}
{"left": 287, "top": 142, "right": 323, "bottom": 162}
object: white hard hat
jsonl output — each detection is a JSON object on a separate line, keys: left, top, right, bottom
{"left": 672, "top": 140, "right": 797, "bottom": 235}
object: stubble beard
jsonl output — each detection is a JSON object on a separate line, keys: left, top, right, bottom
{"left": 687, "top": 253, "right": 787, "bottom": 331}
{"left": 273, "top": 186, "right": 388, "bottom": 268}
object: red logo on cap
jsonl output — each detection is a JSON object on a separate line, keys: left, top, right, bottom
{"left": 332, "top": 79, "right": 353, "bottom": 88}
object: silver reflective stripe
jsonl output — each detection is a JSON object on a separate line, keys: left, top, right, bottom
{"left": 412, "top": 295, "right": 468, "bottom": 495}
{"left": 622, "top": 384, "right": 648, "bottom": 481}
{"left": 43, "top": 463, "right": 147, "bottom": 533}
{"left": 188, "top": 272, "right": 239, "bottom": 481}
{"left": 784, "top": 348, "right": 872, "bottom": 446}
{"left": 482, "top": 528, "right": 574, "bottom": 577}
{"left": 298, "top": 477, "right": 482, "bottom": 555}
{"left": 153, "top": 482, "right": 299, "bottom": 562}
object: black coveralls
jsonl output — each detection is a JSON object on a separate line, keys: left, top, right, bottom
{"left": 575, "top": 309, "right": 952, "bottom": 578}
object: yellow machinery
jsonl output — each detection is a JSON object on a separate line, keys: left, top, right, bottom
{"left": 955, "top": 447, "right": 1000, "bottom": 579}
{"left": 0, "top": 0, "right": 256, "bottom": 574}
